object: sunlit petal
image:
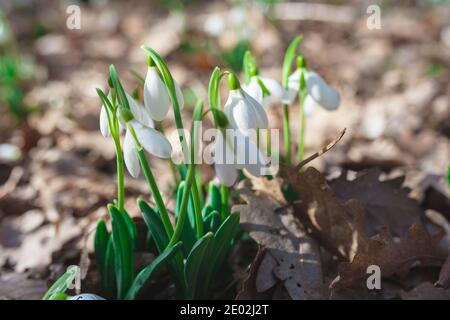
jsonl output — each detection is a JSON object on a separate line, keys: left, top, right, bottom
{"left": 305, "top": 71, "right": 340, "bottom": 110}
{"left": 144, "top": 67, "right": 170, "bottom": 121}
{"left": 123, "top": 129, "right": 140, "bottom": 178}
{"left": 132, "top": 121, "right": 172, "bottom": 159}
{"left": 99, "top": 106, "right": 110, "bottom": 137}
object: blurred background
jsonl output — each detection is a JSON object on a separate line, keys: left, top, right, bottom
{"left": 0, "top": 0, "right": 449, "bottom": 298}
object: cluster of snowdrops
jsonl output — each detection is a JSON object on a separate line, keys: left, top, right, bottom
{"left": 42, "top": 36, "right": 340, "bottom": 300}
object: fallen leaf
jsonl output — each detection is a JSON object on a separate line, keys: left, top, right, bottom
{"left": 437, "top": 251, "right": 450, "bottom": 289}
{"left": 236, "top": 248, "right": 273, "bottom": 300}
{"left": 331, "top": 224, "right": 445, "bottom": 289}
{"left": 329, "top": 168, "right": 423, "bottom": 236}
{"left": 0, "top": 273, "right": 47, "bottom": 300}
{"left": 234, "top": 181, "right": 325, "bottom": 299}
{"left": 281, "top": 166, "right": 367, "bottom": 260}
{"left": 400, "top": 282, "right": 450, "bottom": 300}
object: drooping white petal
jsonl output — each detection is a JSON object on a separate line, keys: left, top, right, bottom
{"left": 144, "top": 67, "right": 170, "bottom": 121}
{"left": 232, "top": 95, "right": 257, "bottom": 134}
{"left": 305, "top": 71, "right": 340, "bottom": 111}
{"left": 214, "top": 130, "right": 238, "bottom": 187}
{"left": 123, "top": 129, "right": 140, "bottom": 178}
{"left": 260, "top": 77, "right": 284, "bottom": 105}
{"left": 242, "top": 77, "right": 263, "bottom": 106}
{"left": 242, "top": 90, "right": 268, "bottom": 129}
{"left": 233, "top": 131, "right": 269, "bottom": 177}
{"left": 174, "top": 81, "right": 184, "bottom": 109}
{"left": 132, "top": 121, "right": 172, "bottom": 159}
{"left": 126, "top": 93, "right": 154, "bottom": 128}
{"left": 99, "top": 106, "right": 111, "bottom": 137}
{"left": 303, "top": 94, "right": 316, "bottom": 117}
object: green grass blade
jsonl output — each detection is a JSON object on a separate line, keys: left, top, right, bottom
{"left": 125, "top": 242, "right": 183, "bottom": 300}
{"left": 109, "top": 205, "right": 134, "bottom": 299}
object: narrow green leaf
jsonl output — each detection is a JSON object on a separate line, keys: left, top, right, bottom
{"left": 125, "top": 242, "right": 183, "bottom": 300}
{"left": 109, "top": 65, "right": 130, "bottom": 112}
{"left": 139, "top": 200, "right": 169, "bottom": 252}
{"left": 104, "top": 237, "right": 116, "bottom": 297}
{"left": 282, "top": 35, "right": 303, "bottom": 88}
{"left": 121, "top": 210, "right": 138, "bottom": 248}
{"left": 203, "top": 210, "right": 220, "bottom": 234}
{"left": 109, "top": 205, "right": 134, "bottom": 300}
{"left": 94, "top": 219, "right": 109, "bottom": 293}
{"left": 184, "top": 233, "right": 214, "bottom": 299}
{"left": 175, "top": 181, "right": 197, "bottom": 253}
{"left": 208, "top": 67, "right": 220, "bottom": 112}
{"left": 202, "top": 204, "right": 214, "bottom": 219}
{"left": 209, "top": 183, "right": 222, "bottom": 213}
{"left": 201, "top": 213, "right": 240, "bottom": 296}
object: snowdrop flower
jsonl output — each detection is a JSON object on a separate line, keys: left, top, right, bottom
{"left": 214, "top": 129, "right": 268, "bottom": 187}
{"left": 283, "top": 69, "right": 340, "bottom": 111}
{"left": 224, "top": 74, "right": 268, "bottom": 135}
{"left": 242, "top": 75, "right": 284, "bottom": 108}
{"left": 99, "top": 92, "right": 172, "bottom": 178}
{"left": 143, "top": 58, "right": 184, "bottom": 122}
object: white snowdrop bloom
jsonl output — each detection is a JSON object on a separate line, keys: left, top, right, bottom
{"left": 99, "top": 93, "right": 171, "bottom": 178}
{"left": 303, "top": 94, "right": 316, "bottom": 117}
{"left": 123, "top": 120, "right": 172, "bottom": 178}
{"left": 99, "top": 93, "right": 146, "bottom": 137}
{"left": 214, "top": 129, "right": 269, "bottom": 186}
{"left": 283, "top": 69, "right": 340, "bottom": 111}
{"left": 143, "top": 66, "right": 184, "bottom": 122}
{"left": 242, "top": 76, "right": 284, "bottom": 108}
{"left": 223, "top": 89, "right": 268, "bottom": 135}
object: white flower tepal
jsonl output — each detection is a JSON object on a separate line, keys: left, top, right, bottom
{"left": 283, "top": 69, "right": 340, "bottom": 112}
{"left": 144, "top": 66, "right": 171, "bottom": 121}
{"left": 242, "top": 76, "right": 284, "bottom": 108}
{"left": 214, "top": 129, "right": 268, "bottom": 186}
{"left": 305, "top": 71, "right": 340, "bottom": 111}
{"left": 143, "top": 66, "right": 184, "bottom": 122}
{"left": 224, "top": 89, "right": 268, "bottom": 135}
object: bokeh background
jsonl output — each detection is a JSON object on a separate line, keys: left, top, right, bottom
{"left": 0, "top": 0, "right": 449, "bottom": 299}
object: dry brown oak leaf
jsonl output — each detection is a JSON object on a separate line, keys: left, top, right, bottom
{"left": 330, "top": 224, "right": 446, "bottom": 288}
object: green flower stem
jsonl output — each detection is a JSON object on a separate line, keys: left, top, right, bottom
{"left": 112, "top": 136, "right": 125, "bottom": 212}
{"left": 169, "top": 163, "right": 195, "bottom": 247}
{"left": 141, "top": 46, "right": 204, "bottom": 241}
{"left": 128, "top": 125, "right": 174, "bottom": 239}
{"left": 191, "top": 177, "right": 203, "bottom": 239}
{"left": 282, "top": 104, "right": 291, "bottom": 166}
{"left": 157, "top": 122, "right": 180, "bottom": 186}
{"left": 220, "top": 184, "right": 229, "bottom": 220}
{"left": 298, "top": 99, "right": 305, "bottom": 163}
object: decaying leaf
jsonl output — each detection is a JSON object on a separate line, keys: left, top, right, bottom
{"left": 331, "top": 224, "right": 445, "bottom": 289}
{"left": 329, "top": 168, "right": 423, "bottom": 236}
{"left": 437, "top": 251, "right": 450, "bottom": 289}
{"left": 0, "top": 273, "right": 47, "bottom": 300}
{"left": 236, "top": 248, "right": 272, "bottom": 300}
{"left": 234, "top": 180, "right": 324, "bottom": 299}
{"left": 400, "top": 282, "right": 450, "bottom": 300}
{"left": 281, "top": 166, "right": 367, "bottom": 260}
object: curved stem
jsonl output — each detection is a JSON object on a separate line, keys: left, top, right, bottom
{"left": 112, "top": 136, "right": 125, "bottom": 212}
{"left": 168, "top": 164, "right": 195, "bottom": 247}
{"left": 128, "top": 125, "right": 174, "bottom": 239}
{"left": 298, "top": 94, "right": 305, "bottom": 163}
{"left": 220, "top": 184, "right": 229, "bottom": 220}
{"left": 282, "top": 104, "right": 291, "bottom": 166}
